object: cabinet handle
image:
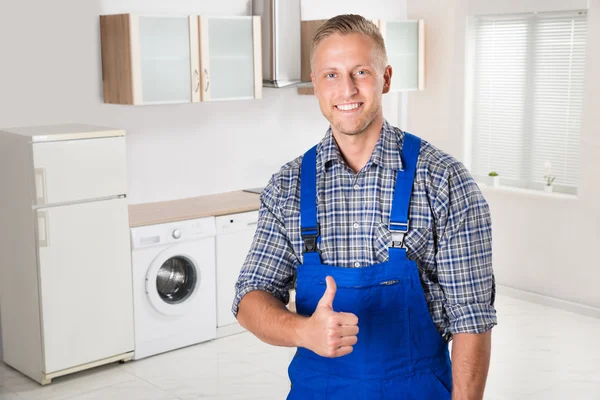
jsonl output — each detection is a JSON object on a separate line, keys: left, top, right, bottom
{"left": 35, "top": 168, "right": 47, "bottom": 205}
{"left": 194, "top": 69, "right": 200, "bottom": 93}
{"left": 204, "top": 68, "right": 210, "bottom": 92}
{"left": 246, "top": 221, "right": 258, "bottom": 226}
{"left": 38, "top": 210, "right": 50, "bottom": 247}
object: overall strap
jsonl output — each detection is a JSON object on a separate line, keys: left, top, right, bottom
{"left": 300, "top": 145, "right": 320, "bottom": 256}
{"left": 389, "top": 132, "right": 422, "bottom": 261}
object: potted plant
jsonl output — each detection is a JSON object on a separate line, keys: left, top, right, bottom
{"left": 488, "top": 171, "right": 500, "bottom": 187}
{"left": 543, "top": 161, "right": 556, "bottom": 193}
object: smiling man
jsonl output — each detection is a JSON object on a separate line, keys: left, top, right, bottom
{"left": 234, "top": 14, "right": 497, "bottom": 400}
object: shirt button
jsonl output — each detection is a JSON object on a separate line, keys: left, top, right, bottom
{"left": 353, "top": 184, "right": 360, "bottom": 190}
{"left": 353, "top": 222, "right": 359, "bottom": 229}
{"left": 354, "top": 261, "right": 361, "bottom": 268}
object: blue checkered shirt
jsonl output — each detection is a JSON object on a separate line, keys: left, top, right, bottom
{"left": 233, "top": 120, "right": 497, "bottom": 340}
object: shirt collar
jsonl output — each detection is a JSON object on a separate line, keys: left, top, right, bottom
{"left": 318, "top": 119, "right": 404, "bottom": 171}
{"left": 319, "top": 127, "right": 342, "bottom": 169}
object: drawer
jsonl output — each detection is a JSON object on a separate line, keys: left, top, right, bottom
{"left": 33, "top": 136, "right": 126, "bottom": 205}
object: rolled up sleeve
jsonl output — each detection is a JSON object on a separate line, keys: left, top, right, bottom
{"left": 231, "top": 175, "right": 299, "bottom": 318}
{"left": 433, "top": 161, "right": 498, "bottom": 336}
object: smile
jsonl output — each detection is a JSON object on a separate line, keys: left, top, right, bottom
{"left": 335, "top": 102, "right": 363, "bottom": 111}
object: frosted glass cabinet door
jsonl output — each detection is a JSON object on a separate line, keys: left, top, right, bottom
{"left": 135, "top": 15, "right": 197, "bottom": 104}
{"left": 198, "top": 16, "right": 262, "bottom": 101}
{"left": 380, "top": 20, "right": 425, "bottom": 91}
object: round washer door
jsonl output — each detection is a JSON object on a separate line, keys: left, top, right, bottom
{"left": 145, "top": 246, "right": 202, "bottom": 316}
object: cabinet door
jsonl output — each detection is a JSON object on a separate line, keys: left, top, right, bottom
{"left": 32, "top": 137, "right": 126, "bottom": 205}
{"left": 199, "top": 16, "right": 262, "bottom": 101}
{"left": 380, "top": 20, "right": 425, "bottom": 91}
{"left": 37, "top": 198, "right": 134, "bottom": 373}
{"left": 215, "top": 212, "right": 258, "bottom": 327}
{"left": 132, "top": 15, "right": 198, "bottom": 104}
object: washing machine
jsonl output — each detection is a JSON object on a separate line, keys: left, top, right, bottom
{"left": 130, "top": 217, "right": 216, "bottom": 360}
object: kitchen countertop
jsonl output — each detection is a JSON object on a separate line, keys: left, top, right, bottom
{"left": 128, "top": 190, "right": 261, "bottom": 228}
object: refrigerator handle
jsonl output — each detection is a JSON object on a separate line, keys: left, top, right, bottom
{"left": 35, "top": 168, "right": 47, "bottom": 205}
{"left": 38, "top": 210, "right": 50, "bottom": 247}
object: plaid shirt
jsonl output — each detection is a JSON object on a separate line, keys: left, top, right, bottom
{"left": 233, "top": 120, "right": 497, "bottom": 340}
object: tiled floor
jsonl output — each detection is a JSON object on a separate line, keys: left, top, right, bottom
{"left": 1, "top": 293, "right": 599, "bottom": 400}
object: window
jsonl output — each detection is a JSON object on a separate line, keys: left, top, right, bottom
{"left": 469, "top": 11, "right": 587, "bottom": 194}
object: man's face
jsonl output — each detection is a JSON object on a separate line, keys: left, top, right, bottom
{"left": 311, "top": 32, "right": 392, "bottom": 137}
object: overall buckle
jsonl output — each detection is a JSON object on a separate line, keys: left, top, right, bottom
{"left": 301, "top": 226, "right": 320, "bottom": 253}
{"left": 390, "top": 220, "right": 409, "bottom": 248}
{"left": 391, "top": 232, "right": 406, "bottom": 248}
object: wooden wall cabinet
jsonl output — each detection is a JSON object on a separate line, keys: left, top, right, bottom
{"left": 100, "top": 14, "right": 262, "bottom": 105}
{"left": 299, "top": 19, "right": 425, "bottom": 94}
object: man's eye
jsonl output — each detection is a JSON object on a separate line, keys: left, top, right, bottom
{"left": 326, "top": 73, "right": 335, "bottom": 79}
{"left": 356, "top": 70, "right": 366, "bottom": 76}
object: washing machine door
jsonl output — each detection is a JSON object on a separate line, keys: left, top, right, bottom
{"left": 146, "top": 246, "right": 201, "bottom": 316}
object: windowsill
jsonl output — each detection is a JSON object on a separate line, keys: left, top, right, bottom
{"left": 477, "top": 182, "right": 578, "bottom": 200}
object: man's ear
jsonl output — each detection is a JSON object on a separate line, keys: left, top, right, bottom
{"left": 382, "top": 65, "right": 393, "bottom": 94}
{"left": 311, "top": 72, "right": 318, "bottom": 96}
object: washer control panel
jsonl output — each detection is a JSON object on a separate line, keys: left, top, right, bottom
{"left": 130, "top": 217, "right": 217, "bottom": 250}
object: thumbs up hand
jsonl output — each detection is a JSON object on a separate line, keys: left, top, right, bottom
{"left": 298, "top": 276, "right": 359, "bottom": 358}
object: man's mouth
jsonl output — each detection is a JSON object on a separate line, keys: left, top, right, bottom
{"left": 335, "top": 102, "right": 363, "bottom": 111}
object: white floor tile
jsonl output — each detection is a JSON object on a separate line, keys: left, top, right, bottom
{"left": 0, "top": 386, "right": 23, "bottom": 400}
{"left": 1, "top": 363, "right": 136, "bottom": 400}
{"left": 61, "top": 379, "right": 177, "bottom": 400}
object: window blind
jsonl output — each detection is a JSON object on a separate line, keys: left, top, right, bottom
{"left": 471, "top": 11, "right": 587, "bottom": 194}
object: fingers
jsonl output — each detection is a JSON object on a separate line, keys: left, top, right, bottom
{"left": 333, "top": 346, "right": 354, "bottom": 357}
{"left": 339, "top": 324, "right": 359, "bottom": 337}
{"left": 317, "top": 276, "right": 337, "bottom": 309}
{"left": 323, "top": 323, "right": 359, "bottom": 358}
{"left": 336, "top": 312, "right": 359, "bottom": 326}
{"left": 339, "top": 335, "right": 358, "bottom": 347}
{"left": 323, "top": 343, "right": 355, "bottom": 358}
{"left": 326, "top": 327, "right": 358, "bottom": 347}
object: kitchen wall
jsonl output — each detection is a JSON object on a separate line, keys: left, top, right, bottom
{"left": 0, "top": 0, "right": 407, "bottom": 205}
{"left": 407, "top": 0, "right": 600, "bottom": 310}
{"left": 0, "top": 0, "right": 408, "bottom": 361}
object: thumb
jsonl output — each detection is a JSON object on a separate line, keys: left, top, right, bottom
{"left": 317, "top": 276, "right": 336, "bottom": 309}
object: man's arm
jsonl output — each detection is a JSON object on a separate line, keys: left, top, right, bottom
{"left": 431, "top": 159, "right": 498, "bottom": 399}
{"left": 237, "top": 289, "right": 307, "bottom": 347}
{"left": 238, "top": 277, "right": 359, "bottom": 357}
{"left": 451, "top": 331, "right": 492, "bottom": 400}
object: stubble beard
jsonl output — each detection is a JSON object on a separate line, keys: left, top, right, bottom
{"left": 328, "top": 104, "right": 380, "bottom": 138}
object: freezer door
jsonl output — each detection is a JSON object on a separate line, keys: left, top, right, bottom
{"left": 33, "top": 136, "right": 126, "bottom": 205}
{"left": 36, "top": 197, "right": 134, "bottom": 373}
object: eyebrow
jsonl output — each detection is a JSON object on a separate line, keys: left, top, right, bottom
{"left": 316, "top": 64, "right": 372, "bottom": 74}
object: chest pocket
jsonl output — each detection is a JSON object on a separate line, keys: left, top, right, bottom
{"left": 374, "top": 222, "right": 431, "bottom": 262}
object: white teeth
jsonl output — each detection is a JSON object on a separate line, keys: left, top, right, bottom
{"left": 337, "top": 103, "right": 360, "bottom": 111}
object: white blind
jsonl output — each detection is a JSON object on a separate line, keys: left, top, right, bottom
{"left": 471, "top": 11, "right": 587, "bottom": 194}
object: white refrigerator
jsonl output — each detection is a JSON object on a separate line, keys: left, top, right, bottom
{"left": 0, "top": 124, "right": 134, "bottom": 384}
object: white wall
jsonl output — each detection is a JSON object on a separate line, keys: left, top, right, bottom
{"left": 0, "top": 0, "right": 407, "bottom": 361}
{"left": 407, "top": 0, "right": 600, "bottom": 309}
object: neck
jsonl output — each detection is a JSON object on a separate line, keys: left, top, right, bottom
{"left": 332, "top": 115, "right": 384, "bottom": 173}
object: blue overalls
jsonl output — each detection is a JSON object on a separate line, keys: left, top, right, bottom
{"left": 287, "top": 133, "right": 453, "bottom": 399}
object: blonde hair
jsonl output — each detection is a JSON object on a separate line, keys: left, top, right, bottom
{"left": 310, "top": 14, "right": 388, "bottom": 71}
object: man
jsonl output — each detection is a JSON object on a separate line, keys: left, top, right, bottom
{"left": 233, "top": 14, "right": 497, "bottom": 400}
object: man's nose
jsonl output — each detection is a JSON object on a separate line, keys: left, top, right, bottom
{"left": 340, "top": 74, "right": 358, "bottom": 98}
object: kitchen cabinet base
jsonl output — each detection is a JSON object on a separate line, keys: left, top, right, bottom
{"left": 23, "top": 351, "right": 134, "bottom": 386}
